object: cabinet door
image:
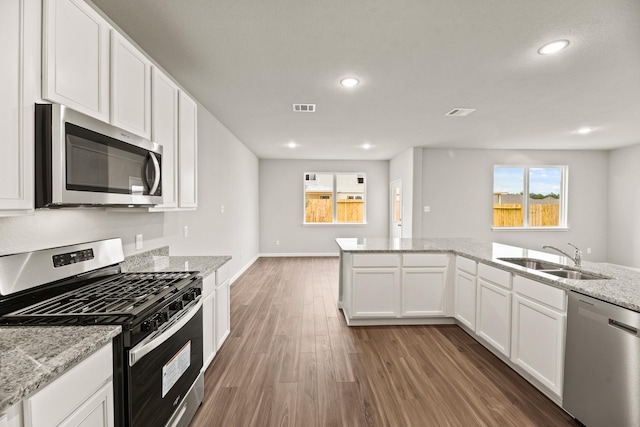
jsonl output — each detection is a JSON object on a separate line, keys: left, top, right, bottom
{"left": 476, "top": 278, "right": 511, "bottom": 357}
{"left": 43, "top": 0, "right": 110, "bottom": 121}
{"left": 178, "top": 92, "right": 198, "bottom": 208}
{"left": 215, "top": 280, "right": 230, "bottom": 351}
{"left": 24, "top": 344, "right": 113, "bottom": 427}
{"left": 401, "top": 267, "right": 447, "bottom": 316}
{"left": 454, "top": 269, "right": 476, "bottom": 330}
{"left": 202, "top": 292, "right": 216, "bottom": 370}
{"left": 110, "top": 31, "right": 151, "bottom": 138}
{"left": 511, "top": 294, "right": 565, "bottom": 397}
{"left": 352, "top": 268, "right": 400, "bottom": 317}
{"left": 0, "top": 0, "right": 34, "bottom": 215}
{"left": 58, "top": 382, "right": 114, "bottom": 427}
{"left": 150, "top": 68, "right": 179, "bottom": 208}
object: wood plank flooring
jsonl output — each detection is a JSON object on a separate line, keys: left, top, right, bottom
{"left": 190, "top": 257, "right": 578, "bottom": 427}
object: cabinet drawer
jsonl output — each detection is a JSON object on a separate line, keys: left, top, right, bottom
{"left": 352, "top": 254, "right": 400, "bottom": 268}
{"left": 513, "top": 275, "right": 566, "bottom": 312}
{"left": 456, "top": 256, "right": 477, "bottom": 274}
{"left": 24, "top": 343, "right": 112, "bottom": 427}
{"left": 478, "top": 263, "right": 512, "bottom": 289}
{"left": 403, "top": 253, "right": 448, "bottom": 267}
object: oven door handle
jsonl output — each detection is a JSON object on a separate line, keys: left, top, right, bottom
{"left": 129, "top": 299, "right": 202, "bottom": 367}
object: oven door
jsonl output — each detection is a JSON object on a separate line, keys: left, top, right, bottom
{"left": 127, "top": 301, "right": 203, "bottom": 427}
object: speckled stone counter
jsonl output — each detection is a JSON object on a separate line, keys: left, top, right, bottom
{"left": 336, "top": 237, "right": 640, "bottom": 312}
{"left": 121, "top": 246, "right": 231, "bottom": 278}
{"left": 0, "top": 325, "right": 121, "bottom": 413}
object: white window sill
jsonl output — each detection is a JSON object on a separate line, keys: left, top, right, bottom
{"left": 302, "top": 222, "right": 368, "bottom": 226}
{"left": 491, "top": 226, "right": 570, "bottom": 232}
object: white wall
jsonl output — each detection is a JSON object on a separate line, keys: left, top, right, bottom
{"left": 163, "top": 104, "right": 260, "bottom": 276}
{"left": 420, "top": 148, "right": 609, "bottom": 261}
{"left": 259, "top": 159, "right": 389, "bottom": 255}
{"left": 0, "top": 104, "right": 260, "bottom": 280}
{"left": 608, "top": 144, "right": 640, "bottom": 267}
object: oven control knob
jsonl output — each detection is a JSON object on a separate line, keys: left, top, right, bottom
{"left": 169, "top": 300, "right": 184, "bottom": 311}
{"left": 142, "top": 317, "right": 160, "bottom": 332}
{"left": 183, "top": 291, "right": 196, "bottom": 302}
{"left": 159, "top": 311, "right": 170, "bottom": 323}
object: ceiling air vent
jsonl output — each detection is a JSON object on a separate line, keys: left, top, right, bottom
{"left": 293, "top": 104, "right": 316, "bottom": 113}
{"left": 445, "top": 108, "right": 476, "bottom": 117}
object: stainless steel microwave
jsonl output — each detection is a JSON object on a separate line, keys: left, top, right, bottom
{"left": 35, "top": 104, "right": 163, "bottom": 208}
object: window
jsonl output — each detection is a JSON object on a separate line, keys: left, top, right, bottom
{"left": 493, "top": 166, "right": 568, "bottom": 229}
{"left": 304, "top": 173, "right": 366, "bottom": 224}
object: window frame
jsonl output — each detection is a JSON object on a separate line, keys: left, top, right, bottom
{"left": 492, "top": 165, "right": 569, "bottom": 231}
{"left": 303, "top": 172, "right": 367, "bottom": 225}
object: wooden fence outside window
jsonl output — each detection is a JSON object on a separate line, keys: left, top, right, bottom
{"left": 493, "top": 203, "right": 560, "bottom": 227}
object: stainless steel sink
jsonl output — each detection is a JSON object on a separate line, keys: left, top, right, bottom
{"left": 497, "top": 257, "right": 563, "bottom": 270}
{"left": 497, "top": 257, "right": 612, "bottom": 280}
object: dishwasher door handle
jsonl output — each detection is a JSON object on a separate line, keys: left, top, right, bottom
{"left": 609, "top": 319, "right": 639, "bottom": 336}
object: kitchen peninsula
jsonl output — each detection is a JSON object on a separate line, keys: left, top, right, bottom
{"left": 336, "top": 237, "right": 640, "bottom": 404}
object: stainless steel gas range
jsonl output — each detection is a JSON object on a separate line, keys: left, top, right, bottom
{"left": 0, "top": 238, "right": 204, "bottom": 427}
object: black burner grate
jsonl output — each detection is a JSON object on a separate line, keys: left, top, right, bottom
{"left": 6, "top": 272, "right": 196, "bottom": 318}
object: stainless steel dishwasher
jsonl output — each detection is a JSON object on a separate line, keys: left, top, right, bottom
{"left": 563, "top": 291, "right": 640, "bottom": 427}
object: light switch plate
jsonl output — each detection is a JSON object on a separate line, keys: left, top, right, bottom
{"left": 135, "top": 234, "right": 143, "bottom": 250}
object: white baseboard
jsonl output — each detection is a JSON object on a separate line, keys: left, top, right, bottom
{"left": 258, "top": 252, "right": 339, "bottom": 258}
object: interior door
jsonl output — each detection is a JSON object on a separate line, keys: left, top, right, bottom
{"left": 390, "top": 180, "right": 402, "bottom": 239}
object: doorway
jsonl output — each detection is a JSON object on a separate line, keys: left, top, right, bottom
{"left": 390, "top": 180, "right": 402, "bottom": 239}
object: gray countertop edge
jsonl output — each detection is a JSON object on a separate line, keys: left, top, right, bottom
{"left": 335, "top": 237, "right": 640, "bottom": 312}
{"left": 0, "top": 325, "right": 121, "bottom": 413}
{"left": 121, "top": 255, "right": 232, "bottom": 278}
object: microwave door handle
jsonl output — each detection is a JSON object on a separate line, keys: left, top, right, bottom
{"left": 146, "top": 152, "right": 161, "bottom": 195}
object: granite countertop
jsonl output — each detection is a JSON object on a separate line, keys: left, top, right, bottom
{"left": 0, "top": 325, "right": 121, "bottom": 413}
{"left": 120, "top": 246, "right": 231, "bottom": 278}
{"left": 335, "top": 237, "right": 640, "bottom": 313}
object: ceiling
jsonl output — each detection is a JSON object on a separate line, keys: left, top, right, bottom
{"left": 91, "top": 0, "right": 640, "bottom": 160}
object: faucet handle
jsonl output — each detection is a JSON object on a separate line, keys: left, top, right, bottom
{"left": 567, "top": 243, "right": 582, "bottom": 266}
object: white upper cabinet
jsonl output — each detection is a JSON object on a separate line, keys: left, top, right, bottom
{"left": 0, "top": 0, "right": 35, "bottom": 215}
{"left": 178, "top": 92, "right": 198, "bottom": 209}
{"left": 150, "top": 68, "right": 179, "bottom": 209}
{"left": 42, "top": 0, "right": 110, "bottom": 122}
{"left": 110, "top": 31, "right": 151, "bottom": 138}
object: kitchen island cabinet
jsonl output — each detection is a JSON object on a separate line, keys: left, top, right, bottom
{"left": 335, "top": 237, "right": 640, "bottom": 405}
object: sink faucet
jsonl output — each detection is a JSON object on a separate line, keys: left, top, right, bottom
{"left": 542, "top": 243, "right": 582, "bottom": 267}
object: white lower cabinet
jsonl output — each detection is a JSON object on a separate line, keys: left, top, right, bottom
{"left": 352, "top": 268, "right": 400, "bottom": 317}
{"left": 475, "top": 264, "right": 512, "bottom": 357}
{"left": 23, "top": 343, "right": 113, "bottom": 427}
{"left": 401, "top": 268, "right": 447, "bottom": 316}
{"left": 202, "top": 274, "right": 216, "bottom": 370}
{"left": 454, "top": 256, "right": 477, "bottom": 330}
{"left": 0, "top": 402, "right": 22, "bottom": 427}
{"left": 214, "top": 264, "right": 231, "bottom": 351}
{"left": 214, "top": 279, "right": 230, "bottom": 351}
{"left": 511, "top": 275, "right": 567, "bottom": 399}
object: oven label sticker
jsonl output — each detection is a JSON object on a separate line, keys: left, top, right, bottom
{"left": 162, "top": 340, "right": 191, "bottom": 398}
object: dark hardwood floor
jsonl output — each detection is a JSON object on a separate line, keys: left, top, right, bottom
{"left": 191, "top": 257, "right": 578, "bottom": 427}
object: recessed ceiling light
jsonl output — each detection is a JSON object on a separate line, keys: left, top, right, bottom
{"left": 538, "top": 40, "right": 570, "bottom": 55}
{"left": 577, "top": 127, "right": 593, "bottom": 135}
{"left": 340, "top": 77, "right": 359, "bottom": 88}
{"left": 362, "top": 143, "right": 371, "bottom": 149}
{"left": 287, "top": 142, "right": 297, "bottom": 148}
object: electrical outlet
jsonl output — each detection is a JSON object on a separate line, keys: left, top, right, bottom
{"left": 183, "top": 226, "right": 189, "bottom": 238}
{"left": 276, "top": 240, "right": 280, "bottom": 246}
{"left": 135, "top": 234, "right": 143, "bottom": 250}
{"left": 220, "top": 204, "right": 225, "bottom": 213}
{"left": 424, "top": 206, "right": 431, "bottom": 213}
{"left": 587, "top": 248, "right": 592, "bottom": 254}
